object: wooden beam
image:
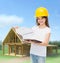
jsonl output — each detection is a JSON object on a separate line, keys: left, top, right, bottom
{"left": 5, "top": 43, "right": 22, "bottom": 45}
{"left": 21, "top": 45, "right": 23, "bottom": 56}
{"left": 8, "top": 45, "right": 10, "bottom": 55}
{"left": 2, "top": 43, "right": 4, "bottom": 55}
{"left": 15, "top": 33, "right": 16, "bottom": 43}
{"left": 15, "top": 44, "right": 16, "bottom": 56}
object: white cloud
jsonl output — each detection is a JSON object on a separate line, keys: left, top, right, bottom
{"left": 0, "top": 14, "right": 23, "bottom": 27}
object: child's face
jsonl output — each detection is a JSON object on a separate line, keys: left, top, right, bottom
{"left": 37, "top": 17, "right": 46, "bottom": 25}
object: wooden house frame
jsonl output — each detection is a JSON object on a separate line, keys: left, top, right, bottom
{"left": 2, "top": 28, "right": 30, "bottom": 56}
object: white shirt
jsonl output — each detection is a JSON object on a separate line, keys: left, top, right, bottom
{"left": 30, "top": 26, "right": 51, "bottom": 57}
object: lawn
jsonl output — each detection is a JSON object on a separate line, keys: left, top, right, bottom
{"left": 0, "top": 48, "right": 60, "bottom": 63}
{"left": 22, "top": 49, "right": 60, "bottom": 63}
{"left": 0, "top": 49, "right": 19, "bottom": 61}
{"left": 22, "top": 55, "right": 60, "bottom": 63}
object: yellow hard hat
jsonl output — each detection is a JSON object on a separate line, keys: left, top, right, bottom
{"left": 35, "top": 7, "right": 49, "bottom": 17}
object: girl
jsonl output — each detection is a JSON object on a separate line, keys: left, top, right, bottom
{"left": 13, "top": 7, "right": 51, "bottom": 63}
{"left": 30, "top": 7, "right": 51, "bottom": 63}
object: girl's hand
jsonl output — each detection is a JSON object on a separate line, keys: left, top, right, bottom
{"left": 24, "top": 40, "right": 31, "bottom": 43}
{"left": 12, "top": 26, "right": 19, "bottom": 31}
{"left": 31, "top": 41, "right": 42, "bottom": 45}
{"left": 13, "top": 26, "right": 19, "bottom": 29}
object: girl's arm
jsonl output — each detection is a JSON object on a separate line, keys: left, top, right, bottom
{"left": 35, "top": 33, "right": 50, "bottom": 46}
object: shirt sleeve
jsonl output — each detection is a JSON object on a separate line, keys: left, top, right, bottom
{"left": 47, "top": 28, "right": 51, "bottom": 33}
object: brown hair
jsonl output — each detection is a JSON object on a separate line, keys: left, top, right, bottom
{"left": 36, "top": 16, "right": 50, "bottom": 27}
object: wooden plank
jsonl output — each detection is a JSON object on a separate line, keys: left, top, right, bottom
{"left": 14, "top": 44, "right": 16, "bottom": 56}
{"left": 2, "top": 43, "right": 4, "bottom": 55}
{"left": 8, "top": 45, "right": 10, "bottom": 55}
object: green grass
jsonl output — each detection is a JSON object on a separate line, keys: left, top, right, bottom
{"left": 22, "top": 49, "right": 60, "bottom": 63}
{"left": 22, "top": 55, "right": 60, "bottom": 63}
{"left": 46, "top": 56, "right": 60, "bottom": 63}
{"left": 0, "top": 47, "right": 60, "bottom": 63}
{"left": 0, "top": 46, "right": 19, "bottom": 61}
{"left": 0, "top": 50, "right": 19, "bottom": 61}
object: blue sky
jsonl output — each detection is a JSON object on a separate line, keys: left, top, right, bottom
{"left": 0, "top": 0, "right": 60, "bottom": 41}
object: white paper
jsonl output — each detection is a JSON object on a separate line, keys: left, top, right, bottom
{"left": 16, "top": 27, "right": 41, "bottom": 42}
